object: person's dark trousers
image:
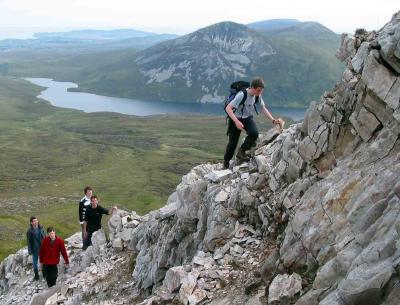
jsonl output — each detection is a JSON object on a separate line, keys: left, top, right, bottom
{"left": 42, "top": 264, "right": 58, "bottom": 287}
{"left": 224, "top": 116, "right": 259, "bottom": 162}
{"left": 82, "top": 230, "right": 94, "bottom": 250}
{"left": 32, "top": 253, "right": 39, "bottom": 271}
{"left": 32, "top": 253, "right": 39, "bottom": 280}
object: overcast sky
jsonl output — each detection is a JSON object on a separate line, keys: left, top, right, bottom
{"left": 0, "top": 0, "right": 398, "bottom": 38}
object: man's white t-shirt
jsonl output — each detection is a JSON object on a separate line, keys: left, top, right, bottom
{"left": 228, "top": 89, "right": 265, "bottom": 118}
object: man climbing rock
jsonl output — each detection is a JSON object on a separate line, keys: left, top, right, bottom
{"left": 223, "top": 77, "right": 284, "bottom": 169}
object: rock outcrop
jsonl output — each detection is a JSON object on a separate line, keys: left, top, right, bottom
{"left": 1, "top": 11, "right": 400, "bottom": 305}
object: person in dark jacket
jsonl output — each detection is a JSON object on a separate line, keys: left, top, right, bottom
{"left": 39, "top": 227, "right": 69, "bottom": 287}
{"left": 26, "top": 216, "right": 45, "bottom": 281}
{"left": 82, "top": 195, "right": 117, "bottom": 250}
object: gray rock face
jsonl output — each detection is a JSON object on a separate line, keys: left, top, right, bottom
{"left": 351, "top": 41, "right": 370, "bottom": 73}
{"left": 260, "top": 249, "right": 279, "bottom": 283}
{"left": 362, "top": 51, "right": 398, "bottom": 106}
{"left": 349, "top": 106, "right": 381, "bottom": 141}
{"left": 276, "top": 13, "right": 400, "bottom": 305}
{"left": 378, "top": 11, "right": 400, "bottom": 73}
{"left": 336, "top": 34, "right": 356, "bottom": 63}
{"left": 337, "top": 260, "right": 394, "bottom": 304}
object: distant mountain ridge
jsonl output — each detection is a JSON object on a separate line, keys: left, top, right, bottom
{"left": 79, "top": 19, "right": 342, "bottom": 107}
{"left": 1, "top": 19, "right": 343, "bottom": 107}
{"left": 260, "top": 21, "right": 337, "bottom": 39}
{"left": 34, "top": 28, "right": 158, "bottom": 40}
{"left": 0, "top": 28, "right": 179, "bottom": 53}
{"left": 247, "top": 18, "right": 301, "bottom": 31}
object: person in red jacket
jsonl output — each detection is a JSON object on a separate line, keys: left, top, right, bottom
{"left": 39, "top": 227, "right": 69, "bottom": 287}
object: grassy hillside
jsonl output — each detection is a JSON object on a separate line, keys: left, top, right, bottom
{"left": 0, "top": 76, "right": 287, "bottom": 261}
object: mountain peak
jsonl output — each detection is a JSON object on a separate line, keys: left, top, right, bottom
{"left": 198, "top": 21, "right": 248, "bottom": 32}
{"left": 135, "top": 21, "right": 275, "bottom": 102}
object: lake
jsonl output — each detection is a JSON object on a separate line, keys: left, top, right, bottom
{"left": 25, "top": 78, "right": 306, "bottom": 121}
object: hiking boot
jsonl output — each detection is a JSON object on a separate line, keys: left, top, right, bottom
{"left": 223, "top": 160, "right": 230, "bottom": 169}
{"left": 236, "top": 148, "right": 249, "bottom": 162}
{"left": 34, "top": 270, "right": 39, "bottom": 281}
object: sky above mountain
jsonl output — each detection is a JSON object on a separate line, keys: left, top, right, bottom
{"left": 0, "top": 0, "right": 398, "bottom": 39}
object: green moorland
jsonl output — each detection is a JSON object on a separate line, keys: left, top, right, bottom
{"left": 0, "top": 76, "right": 288, "bottom": 261}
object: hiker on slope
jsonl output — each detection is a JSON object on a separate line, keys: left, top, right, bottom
{"left": 223, "top": 77, "right": 284, "bottom": 169}
{"left": 82, "top": 195, "right": 117, "bottom": 250}
{"left": 39, "top": 227, "right": 69, "bottom": 287}
{"left": 27, "top": 216, "right": 46, "bottom": 281}
{"left": 79, "top": 186, "right": 93, "bottom": 239}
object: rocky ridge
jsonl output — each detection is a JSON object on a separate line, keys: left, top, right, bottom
{"left": 1, "top": 11, "right": 400, "bottom": 305}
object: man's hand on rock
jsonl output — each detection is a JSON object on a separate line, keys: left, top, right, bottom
{"left": 273, "top": 118, "right": 285, "bottom": 133}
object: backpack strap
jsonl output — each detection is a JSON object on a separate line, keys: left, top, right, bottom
{"left": 239, "top": 89, "right": 247, "bottom": 116}
{"left": 239, "top": 91, "right": 261, "bottom": 116}
{"left": 226, "top": 90, "right": 247, "bottom": 135}
{"left": 254, "top": 96, "right": 260, "bottom": 115}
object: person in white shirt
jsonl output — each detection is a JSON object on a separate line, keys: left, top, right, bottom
{"left": 224, "top": 77, "right": 284, "bottom": 169}
{"left": 79, "top": 186, "right": 93, "bottom": 239}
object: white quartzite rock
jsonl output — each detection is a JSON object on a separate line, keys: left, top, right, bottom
{"left": 91, "top": 229, "right": 107, "bottom": 252}
{"left": 112, "top": 238, "right": 123, "bottom": 251}
{"left": 163, "top": 266, "right": 187, "bottom": 293}
{"left": 204, "top": 169, "right": 232, "bottom": 183}
{"left": 108, "top": 213, "right": 122, "bottom": 240}
{"left": 268, "top": 273, "right": 302, "bottom": 304}
{"left": 159, "top": 201, "right": 178, "bottom": 219}
{"left": 187, "top": 288, "right": 208, "bottom": 305}
{"left": 179, "top": 270, "right": 200, "bottom": 305}
{"left": 215, "top": 190, "right": 229, "bottom": 202}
